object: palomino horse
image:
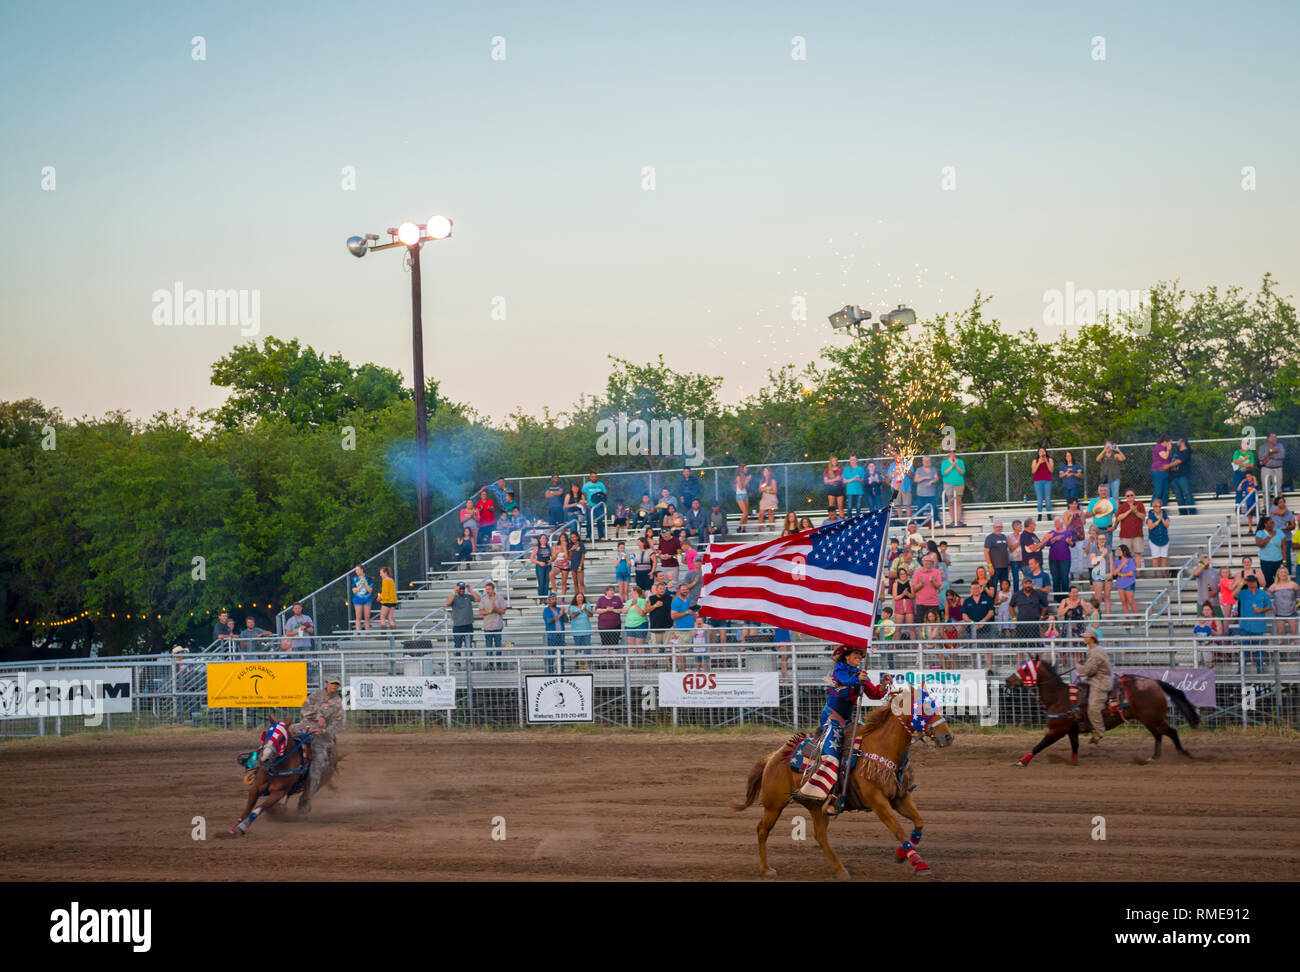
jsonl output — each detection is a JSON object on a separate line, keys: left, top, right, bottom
{"left": 734, "top": 683, "right": 954, "bottom": 879}
{"left": 229, "top": 729, "right": 336, "bottom": 836}
{"left": 1005, "top": 656, "right": 1200, "bottom": 766}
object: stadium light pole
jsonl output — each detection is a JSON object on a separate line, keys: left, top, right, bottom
{"left": 346, "top": 216, "right": 454, "bottom": 531}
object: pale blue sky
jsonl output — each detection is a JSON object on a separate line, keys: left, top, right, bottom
{"left": 2, "top": 0, "right": 1296, "bottom": 422}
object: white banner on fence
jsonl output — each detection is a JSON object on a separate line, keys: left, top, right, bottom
{"left": 525, "top": 674, "right": 594, "bottom": 723}
{"left": 0, "top": 668, "right": 133, "bottom": 720}
{"left": 347, "top": 676, "right": 455, "bottom": 711}
{"left": 861, "top": 669, "right": 988, "bottom": 712}
{"left": 658, "top": 672, "right": 779, "bottom": 708}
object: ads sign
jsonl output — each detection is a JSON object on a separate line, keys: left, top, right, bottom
{"left": 658, "top": 672, "right": 779, "bottom": 708}
{"left": 348, "top": 676, "right": 455, "bottom": 710}
{"left": 525, "top": 674, "right": 594, "bottom": 723}
{"left": 0, "top": 668, "right": 133, "bottom": 719}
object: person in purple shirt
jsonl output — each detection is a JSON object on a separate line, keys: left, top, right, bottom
{"left": 1150, "top": 434, "right": 1173, "bottom": 508}
{"left": 1042, "top": 517, "right": 1076, "bottom": 601}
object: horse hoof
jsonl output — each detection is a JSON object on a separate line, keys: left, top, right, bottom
{"left": 761, "top": 868, "right": 777, "bottom": 878}
{"left": 1011, "top": 761, "right": 1027, "bottom": 768}
{"left": 895, "top": 846, "right": 907, "bottom": 862}
{"left": 834, "top": 869, "right": 852, "bottom": 881}
{"left": 913, "top": 863, "right": 931, "bottom": 876}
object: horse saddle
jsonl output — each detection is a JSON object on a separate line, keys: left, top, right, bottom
{"left": 1070, "top": 676, "right": 1132, "bottom": 726}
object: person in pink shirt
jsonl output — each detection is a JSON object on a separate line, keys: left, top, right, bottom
{"left": 912, "top": 552, "right": 945, "bottom": 619}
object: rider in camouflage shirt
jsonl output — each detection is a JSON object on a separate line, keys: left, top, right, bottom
{"left": 293, "top": 676, "right": 343, "bottom": 812}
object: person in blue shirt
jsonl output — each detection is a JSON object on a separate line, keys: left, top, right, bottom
{"left": 797, "top": 645, "right": 891, "bottom": 809}
{"left": 1236, "top": 574, "right": 1272, "bottom": 673}
{"left": 843, "top": 456, "right": 867, "bottom": 516}
{"left": 582, "top": 472, "right": 608, "bottom": 540}
{"left": 542, "top": 594, "right": 566, "bottom": 674}
{"left": 1236, "top": 472, "right": 1259, "bottom": 531}
{"left": 350, "top": 565, "right": 374, "bottom": 633}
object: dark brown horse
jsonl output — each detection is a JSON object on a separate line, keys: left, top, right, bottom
{"left": 1005, "top": 656, "right": 1200, "bottom": 766}
{"left": 733, "top": 683, "right": 954, "bottom": 879}
{"left": 229, "top": 729, "right": 336, "bottom": 836}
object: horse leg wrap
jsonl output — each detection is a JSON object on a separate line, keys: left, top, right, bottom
{"left": 910, "top": 828, "right": 923, "bottom": 845}
{"left": 900, "top": 841, "right": 928, "bottom": 871}
{"left": 1018, "top": 753, "right": 1034, "bottom": 766}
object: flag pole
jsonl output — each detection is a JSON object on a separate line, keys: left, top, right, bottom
{"left": 832, "top": 504, "right": 893, "bottom": 814}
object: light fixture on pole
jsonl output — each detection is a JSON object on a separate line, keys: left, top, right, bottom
{"left": 346, "top": 216, "right": 455, "bottom": 534}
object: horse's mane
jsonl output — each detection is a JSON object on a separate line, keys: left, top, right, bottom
{"left": 860, "top": 700, "right": 896, "bottom": 733}
{"left": 1036, "top": 658, "right": 1067, "bottom": 688}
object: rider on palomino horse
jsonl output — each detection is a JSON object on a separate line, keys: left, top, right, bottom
{"left": 797, "top": 645, "right": 891, "bottom": 809}
{"left": 291, "top": 675, "right": 343, "bottom": 812}
{"left": 1079, "top": 628, "right": 1112, "bottom": 745}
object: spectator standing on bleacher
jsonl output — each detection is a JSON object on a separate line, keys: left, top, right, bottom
{"left": 1019, "top": 519, "right": 1043, "bottom": 582}
{"left": 1058, "top": 451, "right": 1083, "bottom": 506}
{"left": 758, "top": 467, "right": 779, "bottom": 526}
{"left": 1115, "top": 491, "right": 1146, "bottom": 573}
{"left": 941, "top": 450, "right": 966, "bottom": 527}
{"left": 634, "top": 536, "right": 656, "bottom": 592}
{"left": 1270, "top": 497, "right": 1295, "bottom": 572}
{"left": 1268, "top": 567, "right": 1298, "bottom": 644}
{"left": 658, "top": 528, "right": 681, "bottom": 586}
{"left": 984, "top": 521, "right": 1011, "bottom": 589}
{"left": 1150, "top": 434, "right": 1174, "bottom": 507}
{"left": 474, "top": 490, "right": 497, "bottom": 548}
{"left": 350, "top": 565, "right": 374, "bottom": 632}
{"left": 1096, "top": 441, "right": 1126, "bottom": 500}
{"left": 459, "top": 499, "right": 478, "bottom": 538}
{"left": 378, "top": 566, "right": 398, "bottom": 628}
{"left": 1231, "top": 440, "right": 1258, "bottom": 492}
{"left": 914, "top": 456, "right": 940, "bottom": 526}
{"left": 647, "top": 580, "right": 674, "bottom": 649}
{"left": 1042, "top": 518, "right": 1075, "bottom": 601}
{"left": 1146, "top": 499, "right": 1171, "bottom": 578}
{"left": 545, "top": 474, "right": 566, "bottom": 525}
{"left": 1260, "top": 434, "right": 1286, "bottom": 512}
{"left": 456, "top": 527, "right": 476, "bottom": 570}
{"left": 240, "top": 616, "right": 271, "bottom": 648}
{"left": 570, "top": 533, "right": 587, "bottom": 597}
{"left": 566, "top": 592, "right": 594, "bottom": 666}
{"left": 888, "top": 454, "right": 914, "bottom": 521}
{"left": 866, "top": 461, "right": 884, "bottom": 512}
{"left": 1192, "top": 552, "right": 1220, "bottom": 620}
{"left": 1236, "top": 574, "right": 1273, "bottom": 673}
{"left": 488, "top": 476, "right": 511, "bottom": 508}
{"left": 1010, "top": 575, "right": 1049, "bottom": 652}
{"left": 582, "top": 471, "right": 608, "bottom": 540}
{"left": 1031, "top": 448, "right": 1055, "bottom": 516}
{"left": 596, "top": 585, "right": 625, "bottom": 648}
{"left": 1237, "top": 472, "right": 1259, "bottom": 530}
{"left": 1111, "top": 545, "right": 1138, "bottom": 622}
{"left": 678, "top": 467, "right": 699, "bottom": 511}
{"left": 823, "top": 456, "right": 846, "bottom": 521}
{"left": 843, "top": 455, "right": 866, "bottom": 517}
{"left": 1256, "top": 516, "right": 1285, "bottom": 587}
{"left": 734, "top": 463, "right": 753, "bottom": 533}
{"left": 1170, "top": 437, "right": 1196, "bottom": 514}
{"left": 281, "top": 603, "right": 315, "bottom": 654}
{"left": 563, "top": 483, "right": 585, "bottom": 532}
{"left": 479, "top": 581, "right": 508, "bottom": 666}
{"left": 445, "top": 581, "right": 479, "bottom": 654}
{"left": 213, "top": 610, "right": 237, "bottom": 648}
{"left": 542, "top": 594, "right": 565, "bottom": 674}
{"left": 530, "top": 534, "right": 552, "bottom": 597}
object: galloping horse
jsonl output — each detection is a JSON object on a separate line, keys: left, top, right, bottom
{"left": 1005, "top": 656, "right": 1200, "bottom": 766}
{"left": 733, "top": 682, "right": 954, "bottom": 879}
{"left": 229, "top": 728, "right": 336, "bottom": 836}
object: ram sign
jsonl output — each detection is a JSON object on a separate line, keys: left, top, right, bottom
{"left": 0, "top": 669, "right": 133, "bottom": 720}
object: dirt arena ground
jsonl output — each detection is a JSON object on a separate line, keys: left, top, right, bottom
{"left": 2, "top": 727, "right": 1297, "bottom": 881}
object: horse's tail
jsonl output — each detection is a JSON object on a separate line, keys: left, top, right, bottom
{"left": 1156, "top": 680, "right": 1202, "bottom": 728}
{"left": 732, "top": 732, "right": 804, "bottom": 812}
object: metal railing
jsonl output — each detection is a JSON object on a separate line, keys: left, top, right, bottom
{"left": 2, "top": 637, "right": 1296, "bottom": 737}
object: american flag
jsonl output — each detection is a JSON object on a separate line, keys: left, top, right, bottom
{"left": 699, "top": 508, "right": 891, "bottom": 646}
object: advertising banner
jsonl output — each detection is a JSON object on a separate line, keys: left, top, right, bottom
{"left": 206, "top": 662, "right": 308, "bottom": 708}
{"left": 658, "top": 671, "right": 779, "bottom": 708}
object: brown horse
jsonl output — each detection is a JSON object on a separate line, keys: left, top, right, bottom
{"left": 733, "top": 683, "right": 954, "bottom": 879}
{"left": 1005, "top": 656, "right": 1200, "bottom": 766}
{"left": 229, "top": 729, "right": 336, "bottom": 836}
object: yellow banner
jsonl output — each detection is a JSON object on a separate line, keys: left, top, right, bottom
{"left": 206, "top": 662, "right": 308, "bottom": 708}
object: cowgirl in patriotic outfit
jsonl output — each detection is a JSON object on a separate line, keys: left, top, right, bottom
{"left": 798, "top": 645, "right": 891, "bottom": 803}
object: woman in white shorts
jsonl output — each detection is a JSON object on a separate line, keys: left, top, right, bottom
{"left": 1145, "top": 498, "right": 1171, "bottom": 577}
